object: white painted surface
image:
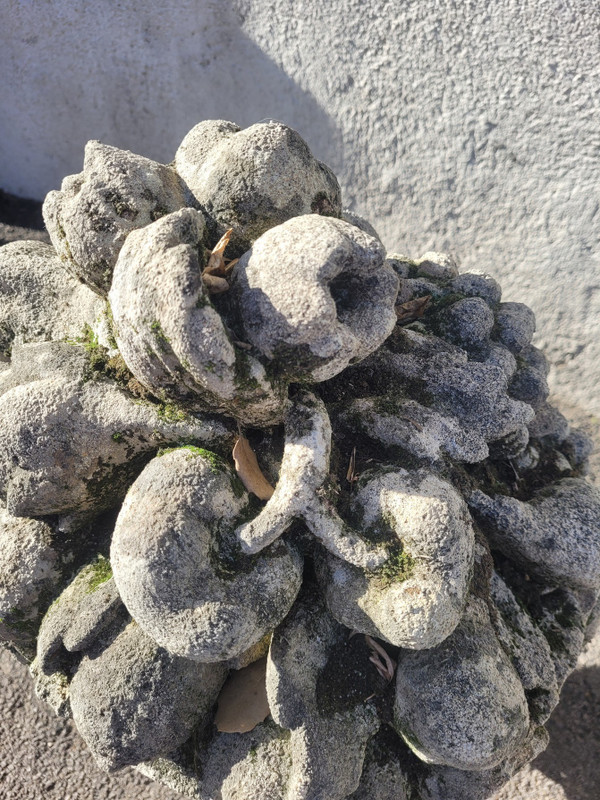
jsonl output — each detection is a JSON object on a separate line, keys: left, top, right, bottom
{"left": 2, "top": 0, "right": 599, "bottom": 413}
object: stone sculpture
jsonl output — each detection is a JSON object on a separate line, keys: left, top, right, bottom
{"left": 1, "top": 119, "right": 599, "bottom": 800}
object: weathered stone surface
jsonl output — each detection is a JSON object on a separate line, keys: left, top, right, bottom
{"left": 318, "top": 469, "right": 474, "bottom": 649}
{"left": 508, "top": 363, "right": 549, "bottom": 409}
{"left": 139, "top": 718, "right": 291, "bottom": 800}
{"left": 489, "top": 571, "right": 559, "bottom": 723}
{"left": 237, "top": 391, "right": 386, "bottom": 570}
{"left": 346, "top": 729, "right": 413, "bottom": 800}
{"left": 35, "top": 559, "right": 122, "bottom": 669}
{"left": 395, "top": 274, "right": 443, "bottom": 304}
{"left": 344, "top": 397, "right": 489, "bottom": 463}
{"left": 111, "top": 448, "right": 303, "bottom": 661}
{"left": 584, "top": 594, "right": 600, "bottom": 645}
{"left": 384, "top": 253, "right": 412, "bottom": 279}
{"left": 393, "top": 597, "right": 530, "bottom": 771}
{"left": 4, "top": 117, "right": 600, "bottom": 799}
{"left": 175, "top": 120, "right": 342, "bottom": 253}
{"left": 469, "top": 478, "right": 600, "bottom": 591}
{"left": 349, "top": 722, "right": 549, "bottom": 800}
{"left": 523, "top": 583, "right": 594, "bottom": 688}
{"left": 492, "top": 301, "right": 536, "bottom": 353}
{"left": 439, "top": 296, "right": 495, "bottom": 352}
{"left": 528, "top": 401, "right": 570, "bottom": 444}
{"left": 43, "top": 141, "right": 190, "bottom": 295}
{"left": 418, "top": 724, "right": 550, "bottom": 800}
{"left": 109, "top": 208, "right": 285, "bottom": 425}
{"left": 485, "top": 344, "right": 517, "bottom": 378}
{"left": 0, "top": 340, "right": 231, "bottom": 517}
{"left": 31, "top": 557, "right": 124, "bottom": 717}
{"left": 411, "top": 353, "right": 533, "bottom": 444}
{"left": 0, "top": 505, "right": 58, "bottom": 620}
{"left": 0, "top": 240, "right": 102, "bottom": 360}
{"left": 174, "top": 119, "right": 240, "bottom": 183}
{"left": 70, "top": 620, "right": 227, "bottom": 771}
{"left": 562, "top": 426, "right": 594, "bottom": 467}
{"left": 0, "top": 335, "right": 87, "bottom": 394}
{"left": 487, "top": 423, "right": 531, "bottom": 461}
{"left": 0, "top": 505, "right": 59, "bottom": 657}
{"left": 512, "top": 442, "right": 541, "bottom": 472}
{"left": 450, "top": 272, "right": 502, "bottom": 307}
{"left": 226, "top": 632, "right": 272, "bottom": 671}
{"left": 356, "top": 327, "right": 534, "bottom": 456}
{"left": 196, "top": 720, "right": 290, "bottom": 800}
{"left": 342, "top": 209, "right": 382, "bottom": 241}
{"left": 507, "top": 344, "right": 550, "bottom": 410}
{"left": 234, "top": 214, "right": 398, "bottom": 381}
{"left": 414, "top": 251, "right": 460, "bottom": 279}
{"left": 266, "top": 592, "right": 380, "bottom": 800}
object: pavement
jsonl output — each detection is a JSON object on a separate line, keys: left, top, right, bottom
{"left": 1, "top": 196, "right": 599, "bottom": 800}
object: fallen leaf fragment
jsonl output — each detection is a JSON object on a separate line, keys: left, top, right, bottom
{"left": 396, "top": 295, "right": 432, "bottom": 324}
{"left": 202, "top": 228, "right": 238, "bottom": 294}
{"left": 233, "top": 340, "right": 253, "bottom": 350}
{"left": 205, "top": 228, "right": 234, "bottom": 276}
{"left": 346, "top": 446, "right": 358, "bottom": 484}
{"left": 365, "top": 634, "right": 396, "bottom": 682}
{"left": 215, "top": 656, "right": 271, "bottom": 734}
{"left": 233, "top": 436, "right": 275, "bottom": 500}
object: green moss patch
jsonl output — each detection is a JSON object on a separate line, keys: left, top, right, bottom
{"left": 150, "top": 320, "right": 171, "bottom": 351}
{"left": 157, "top": 446, "right": 225, "bottom": 475}
{"left": 370, "top": 547, "right": 415, "bottom": 589}
{"left": 84, "top": 555, "right": 113, "bottom": 593}
{"left": 156, "top": 402, "right": 187, "bottom": 423}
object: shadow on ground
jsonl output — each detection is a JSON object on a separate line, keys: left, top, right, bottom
{"left": 0, "top": 189, "right": 48, "bottom": 245}
{"left": 533, "top": 664, "right": 600, "bottom": 800}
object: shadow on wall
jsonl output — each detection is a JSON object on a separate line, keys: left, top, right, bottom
{"left": 0, "top": 0, "right": 339, "bottom": 200}
{"left": 533, "top": 664, "right": 600, "bottom": 800}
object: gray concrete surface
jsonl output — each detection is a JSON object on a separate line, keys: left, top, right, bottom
{"left": 2, "top": 1, "right": 600, "bottom": 415}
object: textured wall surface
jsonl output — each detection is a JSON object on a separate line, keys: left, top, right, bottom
{"left": 2, "top": 0, "right": 599, "bottom": 412}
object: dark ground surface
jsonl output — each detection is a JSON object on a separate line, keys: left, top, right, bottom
{"left": 0, "top": 188, "right": 49, "bottom": 245}
{"left": 1, "top": 191, "right": 599, "bottom": 800}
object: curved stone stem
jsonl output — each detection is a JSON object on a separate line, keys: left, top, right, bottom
{"left": 236, "top": 390, "right": 331, "bottom": 553}
{"left": 236, "top": 390, "right": 387, "bottom": 569}
{"left": 302, "top": 503, "right": 387, "bottom": 570}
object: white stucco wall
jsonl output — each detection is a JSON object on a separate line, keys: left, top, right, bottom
{"left": 2, "top": 0, "right": 599, "bottom": 414}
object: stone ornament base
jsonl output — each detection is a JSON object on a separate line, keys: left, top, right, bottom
{"left": 0, "top": 119, "right": 599, "bottom": 800}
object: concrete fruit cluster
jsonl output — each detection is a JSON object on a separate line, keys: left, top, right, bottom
{"left": 1, "top": 120, "right": 599, "bottom": 800}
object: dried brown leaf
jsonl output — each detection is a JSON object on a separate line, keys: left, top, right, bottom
{"left": 233, "top": 436, "right": 275, "bottom": 500}
{"left": 215, "top": 657, "right": 271, "bottom": 733}
{"left": 201, "top": 228, "right": 237, "bottom": 294}
{"left": 205, "top": 228, "right": 234, "bottom": 276}
{"left": 346, "top": 446, "right": 358, "bottom": 483}
{"left": 395, "top": 295, "right": 432, "bottom": 324}
{"left": 365, "top": 635, "right": 396, "bottom": 682}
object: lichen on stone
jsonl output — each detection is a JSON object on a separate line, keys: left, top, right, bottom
{"left": 1, "top": 119, "right": 600, "bottom": 800}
